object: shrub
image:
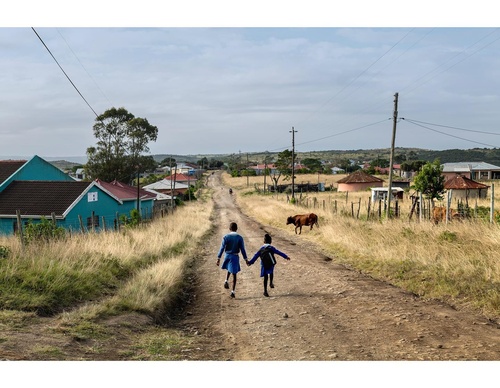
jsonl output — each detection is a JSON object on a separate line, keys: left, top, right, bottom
{"left": 0, "top": 245, "right": 10, "bottom": 259}
{"left": 23, "top": 218, "right": 66, "bottom": 245}
{"left": 120, "top": 209, "right": 141, "bottom": 228}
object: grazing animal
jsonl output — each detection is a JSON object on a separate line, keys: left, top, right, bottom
{"left": 286, "top": 213, "right": 319, "bottom": 234}
{"left": 432, "top": 206, "right": 462, "bottom": 224}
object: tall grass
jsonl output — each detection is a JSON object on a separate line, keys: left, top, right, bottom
{"left": 225, "top": 172, "right": 500, "bottom": 319}
{"left": 0, "top": 190, "right": 214, "bottom": 319}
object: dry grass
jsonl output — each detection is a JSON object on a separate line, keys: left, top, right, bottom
{"left": 0, "top": 188, "right": 215, "bottom": 321}
{"left": 224, "top": 172, "right": 500, "bottom": 319}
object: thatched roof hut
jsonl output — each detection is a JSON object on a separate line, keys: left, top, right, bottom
{"left": 337, "top": 170, "right": 384, "bottom": 192}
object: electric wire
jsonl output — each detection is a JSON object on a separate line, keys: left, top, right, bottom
{"left": 56, "top": 28, "right": 114, "bottom": 108}
{"left": 267, "top": 118, "right": 392, "bottom": 153}
{"left": 294, "top": 28, "right": 415, "bottom": 130}
{"left": 31, "top": 27, "right": 99, "bottom": 118}
{"left": 401, "top": 28, "right": 500, "bottom": 96}
{"left": 402, "top": 118, "right": 500, "bottom": 136}
{"left": 401, "top": 118, "right": 499, "bottom": 148}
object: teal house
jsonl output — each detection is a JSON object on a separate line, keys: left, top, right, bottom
{"left": 0, "top": 155, "right": 155, "bottom": 235}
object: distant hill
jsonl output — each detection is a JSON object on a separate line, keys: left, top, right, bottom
{"left": 12, "top": 147, "right": 500, "bottom": 173}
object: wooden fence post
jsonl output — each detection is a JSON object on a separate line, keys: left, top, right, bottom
{"left": 16, "top": 210, "right": 24, "bottom": 249}
{"left": 78, "top": 215, "right": 85, "bottom": 233}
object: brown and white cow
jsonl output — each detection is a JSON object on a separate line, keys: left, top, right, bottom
{"left": 286, "top": 213, "right": 319, "bottom": 234}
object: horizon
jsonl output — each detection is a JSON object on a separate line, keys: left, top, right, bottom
{"left": 2, "top": 23, "right": 500, "bottom": 158}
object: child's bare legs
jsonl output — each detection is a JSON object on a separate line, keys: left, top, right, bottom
{"left": 269, "top": 273, "right": 274, "bottom": 288}
{"left": 263, "top": 274, "right": 270, "bottom": 297}
{"left": 232, "top": 273, "right": 237, "bottom": 291}
{"left": 226, "top": 273, "right": 236, "bottom": 298}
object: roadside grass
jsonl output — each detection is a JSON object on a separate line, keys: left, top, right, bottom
{"left": 0, "top": 186, "right": 214, "bottom": 325}
{"left": 224, "top": 172, "right": 500, "bottom": 320}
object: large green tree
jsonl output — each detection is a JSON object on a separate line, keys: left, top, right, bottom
{"left": 85, "top": 107, "right": 158, "bottom": 184}
{"left": 302, "top": 158, "right": 323, "bottom": 173}
{"left": 411, "top": 159, "right": 446, "bottom": 203}
{"left": 269, "top": 149, "right": 294, "bottom": 189}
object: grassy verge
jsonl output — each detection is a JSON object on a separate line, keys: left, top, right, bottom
{"left": 224, "top": 172, "right": 500, "bottom": 320}
{"left": 0, "top": 185, "right": 214, "bottom": 319}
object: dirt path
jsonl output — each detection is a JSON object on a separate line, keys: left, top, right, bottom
{"left": 179, "top": 171, "right": 500, "bottom": 361}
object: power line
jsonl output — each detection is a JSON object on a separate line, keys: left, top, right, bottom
{"left": 401, "top": 28, "right": 500, "bottom": 97}
{"left": 267, "top": 118, "right": 391, "bottom": 153}
{"left": 402, "top": 118, "right": 500, "bottom": 136}
{"left": 56, "top": 28, "right": 114, "bottom": 108}
{"left": 31, "top": 27, "right": 99, "bottom": 118}
{"left": 295, "top": 28, "right": 415, "bottom": 129}
{"left": 401, "top": 118, "right": 499, "bottom": 148}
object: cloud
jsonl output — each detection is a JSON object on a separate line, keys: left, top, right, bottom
{"left": 2, "top": 26, "right": 500, "bottom": 159}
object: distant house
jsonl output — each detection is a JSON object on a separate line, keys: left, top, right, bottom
{"left": 337, "top": 170, "right": 384, "bottom": 192}
{"left": 331, "top": 167, "right": 345, "bottom": 174}
{"left": 442, "top": 162, "right": 500, "bottom": 180}
{"left": 74, "top": 168, "right": 86, "bottom": 181}
{"left": 174, "top": 162, "right": 198, "bottom": 175}
{"left": 169, "top": 172, "right": 197, "bottom": 186}
{"left": 371, "top": 187, "right": 405, "bottom": 203}
{"left": 444, "top": 175, "right": 489, "bottom": 199}
{"left": 249, "top": 163, "right": 277, "bottom": 175}
{"left": 142, "top": 178, "right": 189, "bottom": 197}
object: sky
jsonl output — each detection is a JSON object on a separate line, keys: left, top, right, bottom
{"left": 2, "top": 1, "right": 500, "bottom": 161}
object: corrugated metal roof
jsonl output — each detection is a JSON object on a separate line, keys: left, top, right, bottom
{"left": 442, "top": 162, "right": 500, "bottom": 172}
{"left": 142, "top": 179, "right": 189, "bottom": 190}
{"left": 444, "top": 175, "right": 489, "bottom": 190}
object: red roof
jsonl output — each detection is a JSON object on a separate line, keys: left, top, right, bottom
{"left": 95, "top": 179, "right": 156, "bottom": 201}
{"left": 170, "top": 173, "right": 196, "bottom": 182}
{"left": 444, "top": 175, "right": 489, "bottom": 190}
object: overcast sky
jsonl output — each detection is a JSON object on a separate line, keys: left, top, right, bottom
{"left": 2, "top": 2, "right": 500, "bottom": 160}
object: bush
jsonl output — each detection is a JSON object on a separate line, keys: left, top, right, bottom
{"left": 120, "top": 209, "right": 142, "bottom": 228}
{"left": 23, "top": 218, "right": 66, "bottom": 244}
{"left": 0, "top": 245, "right": 10, "bottom": 259}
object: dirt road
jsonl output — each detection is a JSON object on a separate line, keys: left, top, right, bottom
{"left": 180, "top": 171, "right": 500, "bottom": 361}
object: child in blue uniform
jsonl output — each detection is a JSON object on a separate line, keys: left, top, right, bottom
{"left": 216, "top": 222, "right": 248, "bottom": 298}
{"left": 248, "top": 233, "right": 290, "bottom": 297}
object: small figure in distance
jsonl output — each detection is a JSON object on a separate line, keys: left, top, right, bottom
{"left": 247, "top": 233, "right": 290, "bottom": 297}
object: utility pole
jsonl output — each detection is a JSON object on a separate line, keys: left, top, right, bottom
{"left": 386, "top": 92, "right": 398, "bottom": 219}
{"left": 290, "top": 127, "right": 297, "bottom": 201}
{"left": 247, "top": 153, "right": 249, "bottom": 187}
{"left": 263, "top": 153, "right": 268, "bottom": 193}
{"left": 136, "top": 164, "right": 141, "bottom": 216}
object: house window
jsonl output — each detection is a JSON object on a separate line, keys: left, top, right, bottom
{"left": 87, "top": 215, "right": 99, "bottom": 228}
{"left": 88, "top": 192, "right": 98, "bottom": 202}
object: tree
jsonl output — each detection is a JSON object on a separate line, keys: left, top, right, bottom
{"left": 160, "top": 157, "right": 176, "bottom": 168}
{"left": 85, "top": 107, "right": 158, "bottom": 184}
{"left": 275, "top": 149, "right": 293, "bottom": 179}
{"left": 411, "top": 159, "right": 446, "bottom": 204}
{"left": 271, "top": 149, "right": 293, "bottom": 189}
{"left": 302, "top": 158, "right": 322, "bottom": 173}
